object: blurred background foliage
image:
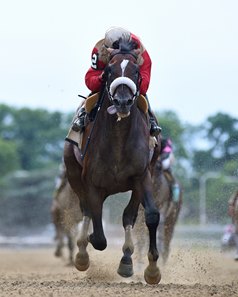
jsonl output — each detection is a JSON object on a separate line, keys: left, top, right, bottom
{"left": 0, "top": 103, "right": 237, "bottom": 235}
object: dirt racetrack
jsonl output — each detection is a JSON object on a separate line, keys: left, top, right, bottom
{"left": 0, "top": 241, "right": 238, "bottom": 297}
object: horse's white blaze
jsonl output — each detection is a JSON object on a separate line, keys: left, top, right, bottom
{"left": 120, "top": 59, "right": 129, "bottom": 76}
{"left": 110, "top": 77, "right": 137, "bottom": 95}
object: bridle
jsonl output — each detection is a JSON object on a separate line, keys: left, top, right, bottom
{"left": 107, "top": 76, "right": 140, "bottom": 103}
{"left": 105, "top": 51, "right": 142, "bottom": 104}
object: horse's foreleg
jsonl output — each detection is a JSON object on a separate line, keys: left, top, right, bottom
{"left": 161, "top": 202, "right": 180, "bottom": 264}
{"left": 117, "top": 225, "right": 134, "bottom": 277}
{"left": 157, "top": 213, "right": 165, "bottom": 262}
{"left": 54, "top": 226, "right": 64, "bottom": 258}
{"left": 141, "top": 173, "right": 161, "bottom": 284}
{"left": 161, "top": 215, "right": 173, "bottom": 264}
{"left": 66, "top": 230, "right": 75, "bottom": 266}
{"left": 87, "top": 194, "right": 107, "bottom": 251}
{"left": 75, "top": 216, "right": 90, "bottom": 271}
{"left": 53, "top": 215, "right": 64, "bottom": 258}
{"left": 117, "top": 194, "right": 139, "bottom": 277}
{"left": 144, "top": 209, "right": 161, "bottom": 284}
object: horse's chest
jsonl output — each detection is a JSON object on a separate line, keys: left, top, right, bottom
{"left": 90, "top": 154, "right": 146, "bottom": 187}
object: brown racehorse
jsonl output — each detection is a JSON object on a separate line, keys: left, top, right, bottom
{"left": 135, "top": 160, "right": 182, "bottom": 265}
{"left": 51, "top": 164, "right": 82, "bottom": 265}
{"left": 64, "top": 39, "right": 162, "bottom": 284}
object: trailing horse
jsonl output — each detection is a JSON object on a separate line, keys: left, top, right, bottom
{"left": 51, "top": 163, "right": 82, "bottom": 265}
{"left": 64, "top": 39, "right": 161, "bottom": 284}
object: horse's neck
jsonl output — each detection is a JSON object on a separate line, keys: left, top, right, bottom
{"left": 99, "top": 102, "right": 143, "bottom": 143}
{"left": 91, "top": 104, "right": 146, "bottom": 167}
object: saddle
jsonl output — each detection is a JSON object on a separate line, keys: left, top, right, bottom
{"left": 84, "top": 92, "right": 148, "bottom": 114}
{"left": 65, "top": 93, "right": 150, "bottom": 150}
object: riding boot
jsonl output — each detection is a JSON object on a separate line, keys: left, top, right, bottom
{"left": 72, "top": 107, "right": 86, "bottom": 132}
{"left": 145, "top": 95, "right": 161, "bottom": 136}
{"left": 149, "top": 112, "right": 162, "bottom": 137}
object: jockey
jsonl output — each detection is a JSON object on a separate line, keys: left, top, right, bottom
{"left": 160, "top": 137, "right": 180, "bottom": 202}
{"left": 72, "top": 26, "right": 161, "bottom": 137}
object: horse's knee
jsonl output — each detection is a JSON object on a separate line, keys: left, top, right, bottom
{"left": 145, "top": 209, "right": 160, "bottom": 228}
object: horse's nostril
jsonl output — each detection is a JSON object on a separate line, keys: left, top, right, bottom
{"left": 113, "top": 99, "right": 120, "bottom": 106}
{"left": 127, "top": 99, "right": 133, "bottom": 106}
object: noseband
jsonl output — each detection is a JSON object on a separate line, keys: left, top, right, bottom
{"left": 108, "top": 76, "right": 138, "bottom": 102}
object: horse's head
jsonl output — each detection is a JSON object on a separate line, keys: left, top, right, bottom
{"left": 105, "top": 39, "right": 141, "bottom": 119}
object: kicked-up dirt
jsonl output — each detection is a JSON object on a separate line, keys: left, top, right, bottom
{"left": 0, "top": 242, "right": 237, "bottom": 297}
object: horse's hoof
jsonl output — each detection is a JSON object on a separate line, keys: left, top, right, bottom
{"left": 144, "top": 265, "right": 161, "bottom": 284}
{"left": 89, "top": 234, "right": 107, "bottom": 251}
{"left": 75, "top": 252, "right": 89, "bottom": 271}
{"left": 117, "top": 262, "right": 133, "bottom": 278}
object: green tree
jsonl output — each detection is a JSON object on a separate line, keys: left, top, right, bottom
{"left": 0, "top": 168, "right": 57, "bottom": 235}
{"left": 0, "top": 104, "right": 71, "bottom": 171}
{"left": 12, "top": 108, "right": 67, "bottom": 169}
{"left": 188, "top": 112, "right": 238, "bottom": 224}
{"left": 156, "top": 110, "right": 187, "bottom": 159}
{"left": 0, "top": 139, "right": 20, "bottom": 176}
{"left": 192, "top": 112, "right": 238, "bottom": 174}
